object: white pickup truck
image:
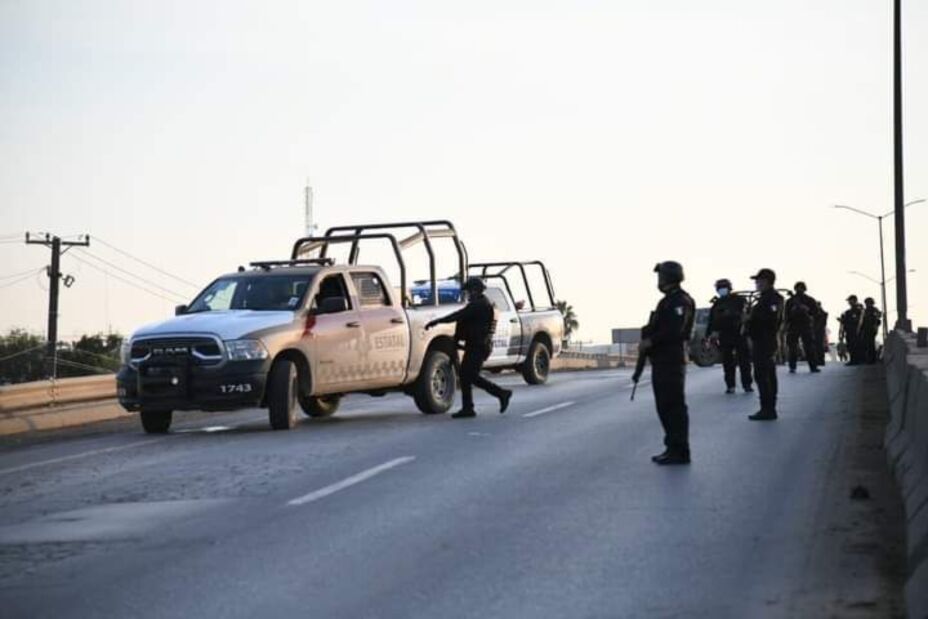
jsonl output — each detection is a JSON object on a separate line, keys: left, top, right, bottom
{"left": 118, "top": 221, "right": 474, "bottom": 433}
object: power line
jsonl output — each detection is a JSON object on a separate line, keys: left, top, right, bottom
{"left": 0, "top": 270, "right": 42, "bottom": 290}
{"left": 52, "top": 357, "right": 115, "bottom": 374}
{"left": 92, "top": 236, "right": 200, "bottom": 289}
{"left": 65, "top": 252, "right": 187, "bottom": 304}
{"left": 0, "top": 267, "right": 44, "bottom": 281}
{"left": 71, "top": 248, "right": 188, "bottom": 300}
{"left": 0, "top": 344, "right": 47, "bottom": 363}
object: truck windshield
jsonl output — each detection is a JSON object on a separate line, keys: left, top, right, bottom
{"left": 187, "top": 274, "right": 315, "bottom": 312}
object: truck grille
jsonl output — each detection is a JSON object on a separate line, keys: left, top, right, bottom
{"left": 130, "top": 337, "right": 223, "bottom": 366}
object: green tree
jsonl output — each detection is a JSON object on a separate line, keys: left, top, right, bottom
{"left": 0, "top": 329, "right": 46, "bottom": 384}
{"left": 556, "top": 300, "right": 579, "bottom": 347}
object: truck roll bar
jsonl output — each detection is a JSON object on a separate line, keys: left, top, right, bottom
{"left": 290, "top": 233, "right": 409, "bottom": 307}
{"left": 295, "top": 220, "right": 468, "bottom": 308}
{"left": 468, "top": 261, "right": 557, "bottom": 311}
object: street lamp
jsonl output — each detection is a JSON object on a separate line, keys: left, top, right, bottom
{"left": 834, "top": 199, "right": 924, "bottom": 338}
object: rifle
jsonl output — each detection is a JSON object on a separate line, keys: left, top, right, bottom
{"left": 631, "top": 312, "right": 655, "bottom": 401}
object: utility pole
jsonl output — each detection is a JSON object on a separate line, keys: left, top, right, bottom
{"left": 25, "top": 233, "right": 90, "bottom": 378}
{"left": 304, "top": 179, "right": 316, "bottom": 237}
{"left": 893, "top": 0, "right": 911, "bottom": 332}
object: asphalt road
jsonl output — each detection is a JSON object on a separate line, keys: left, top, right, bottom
{"left": 0, "top": 364, "right": 889, "bottom": 618}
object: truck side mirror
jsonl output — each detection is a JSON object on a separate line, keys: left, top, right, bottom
{"left": 515, "top": 300, "right": 525, "bottom": 311}
{"left": 317, "top": 296, "right": 349, "bottom": 315}
{"left": 175, "top": 304, "right": 188, "bottom": 316}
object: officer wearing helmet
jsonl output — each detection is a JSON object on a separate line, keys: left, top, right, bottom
{"left": 839, "top": 295, "right": 864, "bottom": 366}
{"left": 426, "top": 276, "right": 513, "bottom": 418}
{"left": 745, "top": 268, "right": 784, "bottom": 421}
{"left": 860, "top": 297, "right": 882, "bottom": 364}
{"left": 705, "top": 278, "right": 753, "bottom": 394}
{"left": 639, "top": 261, "right": 695, "bottom": 465}
{"left": 784, "top": 281, "right": 821, "bottom": 374}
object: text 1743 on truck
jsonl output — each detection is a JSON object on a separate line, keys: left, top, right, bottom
{"left": 117, "top": 221, "right": 561, "bottom": 433}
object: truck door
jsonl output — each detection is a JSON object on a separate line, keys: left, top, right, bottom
{"left": 305, "top": 273, "right": 365, "bottom": 394}
{"left": 485, "top": 286, "right": 522, "bottom": 366}
{"left": 349, "top": 271, "right": 410, "bottom": 388}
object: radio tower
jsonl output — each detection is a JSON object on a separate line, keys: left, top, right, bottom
{"left": 304, "top": 179, "right": 316, "bottom": 236}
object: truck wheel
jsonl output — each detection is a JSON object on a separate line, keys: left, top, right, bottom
{"left": 299, "top": 394, "right": 341, "bottom": 418}
{"left": 268, "top": 359, "right": 300, "bottom": 430}
{"left": 414, "top": 349, "right": 456, "bottom": 414}
{"left": 691, "top": 343, "right": 721, "bottom": 368}
{"left": 522, "top": 340, "right": 551, "bottom": 385}
{"left": 140, "top": 409, "right": 173, "bottom": 434}
{"left": 488, "top": 367, "right": 504, "bottom": 375}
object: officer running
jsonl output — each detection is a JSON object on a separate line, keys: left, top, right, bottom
{"left": 705, "top": 278, "right": 753, "bottom": 394}
{"left": 426, "top": 276, "right": 513, "bottom": 419}
{"left": 838, "top": 295, "right": 864, "bottom": 366}
{"left": 860, "top": 297, "right": 882, "bottom": 364}
{"left": 784, "top": 281, "right": 821, "bottom": 374}
{"left": 640, "top": 261, "right": 695, "bottom": 465}
{"left": 745, "top": 268, "right": 784, "bottom": 421}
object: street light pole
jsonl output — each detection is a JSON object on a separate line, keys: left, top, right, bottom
{"left": 893, "top": 0, "right": 909, "bottom": 332}
{"left": 878, "top": 216, "right": 888, "bottom": 338}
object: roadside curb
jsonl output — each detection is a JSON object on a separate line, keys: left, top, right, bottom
{"left": 0, "top": 400, "right": 130, "bottom": 436}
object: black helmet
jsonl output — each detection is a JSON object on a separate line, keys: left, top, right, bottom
{"left": 715, "top": 278, "right": 732, "bottom": 290}
{"left": 864, "top": 297, "right": 875, "bottom": 305}
{"left": 794, "top": 281, "right": 807, "bottom": 293}
{"left": 462, "top": 276, "right": 486, "bottom": 293}
{"left": 654, "top": 261, "right": 684, "bottom": 284}
{"left": 847, "top": 294, "right": 858, "bottom": 302}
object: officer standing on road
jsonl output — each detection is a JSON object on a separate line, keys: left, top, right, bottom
{"left": 860, "top": 297, "right": 882, "bottom": 364}
{"left": 426, "top": 276, "right": 512, "bottom": 419}
{"left": 745, "top": 268, "right": 784, "bottom": 421}
{"left": 839, "top": 295, "right": 864, "bottom": 366}
{"left": 784, "top": 282, "right": 821, "bottom": 374}
{"left": 813, "top": 301, "right": 829, "bottom": 367}
{"left": 705, "top": 278, "right": 753, "bottom": 394}
{"left": 640, "top": 261, "right": 695, "bottom": 465}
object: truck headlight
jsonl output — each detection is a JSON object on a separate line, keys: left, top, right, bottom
{"left": 225, "top": 340, "right": 269, "bottom": 361}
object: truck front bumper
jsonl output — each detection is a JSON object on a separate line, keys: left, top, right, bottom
{"left": 117, "top": 359, "right": 270, "bottom": 412}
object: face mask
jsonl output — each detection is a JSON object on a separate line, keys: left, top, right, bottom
{"left": 755, "top": 280, "right": 763, "bottom": 292}
{"left": 717, "top": 288, "right": 730, "bottom": 297}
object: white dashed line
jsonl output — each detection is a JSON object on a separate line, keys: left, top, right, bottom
{"left": 522, "top": 401, "right": 576, "bottom": 418}
{"left": 0, "top": 438, "right": 167, "bottom": 477}
{"left": 287, "top": 456, "right": 416, "bottom": 507}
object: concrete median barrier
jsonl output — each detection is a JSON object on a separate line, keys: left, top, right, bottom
{"left": 0, "top": 375, "right": 126, "bottom": 436}
{"left": 883, "top": 332, "right": 928, "bottom": 617}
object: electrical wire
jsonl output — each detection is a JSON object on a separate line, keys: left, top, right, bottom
{"left": 0, "top": 267, "right": 44, "bottom": 281}
{"left": 72, "top": 248, "right": 189, "bottom": 300}
{"left": 52, "top": 357, "right": 115, "bottom": 374}
{"left": 92, "top": 236, "right": 200, "bottom": 289}
{"left": 0, "top": 270, "right": 42, "bottom": 290}
{"left": 0, "top": 343, "right": 47, "bottom": 363}
{"left": 65, "top": 252, "right": 187, "bottom": 304}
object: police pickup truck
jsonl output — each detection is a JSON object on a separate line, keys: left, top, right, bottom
{"left": 117, "top": 221, "right": 474, "bottom": 433}
{"left": 411, "top": 261, "right": 564, "bottom": 385}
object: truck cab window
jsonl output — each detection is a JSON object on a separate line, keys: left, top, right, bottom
{"left": 351, "top": 272, "right": 391, "bottom": 308}
{"left": 312, "top": 274, "right": 352, "bottom": 312}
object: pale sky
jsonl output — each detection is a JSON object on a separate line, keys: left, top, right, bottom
{"left": 1, "top": 0, "right": 926, "bottom": 344}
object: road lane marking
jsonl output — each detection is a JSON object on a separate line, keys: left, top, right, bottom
{"left": 523, "top": 401, "right": 575, "bottom": 418}
{"left": 287, "top": 456, "right": 416, "bottom": 507}
{"left": 0, "top": 438, "right": 166, "bottom": 477}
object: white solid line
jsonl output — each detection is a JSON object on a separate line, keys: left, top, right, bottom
{"left": 522, "top": 401, "right": 576, "bottom": 418}
{"left": 0, "top": 438, "right": 166, "bottom": 477}
{"left": 287, "top": 456, "right": 416, "bottom": 507}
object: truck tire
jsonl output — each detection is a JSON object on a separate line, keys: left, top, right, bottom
{"left": 522, "top": 339, "right": 551, "bottom": 385}
{"left": 414, "top": 349, "right": 456, "bottom": 414}
{"left": 691, "top": 342, "right": 721, "bottom": 368}
{"left": 268, "top": 359, "right": 300, "bottom": 430}
{"left": 140, "top": 409, "right": 173, "bottom": 434}
{"left": 299, "top": 394, "right": 341, "bottom": 418}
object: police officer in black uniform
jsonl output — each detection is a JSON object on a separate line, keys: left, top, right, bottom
{"left": 746, "top": 268, "right": 784, "bottom": 421}
{"left": 705, "top": 278, "right": 753, "bottom": 394}
{"left": 860, "top": 297, "right": 882, "bottom": 364}
{"left": 640, "top": 261, "right": 695, "bottom": 465}
{"left": 813, "top": 301, "right": 829, "bottom": 367}
{"left": 784, "top": 281, "right": 821, "bottom": 374}
{"left": 426, "top": 276, "right": 512, "bottom": 418}
{"left": 839, "top": 295, "right": 864, "bottom": 366}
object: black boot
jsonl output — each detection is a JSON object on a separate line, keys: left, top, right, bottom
{"left": 498, "top": 390, "right": 512, "bottom": 414}
{"left": 654, "top": 451, "right": 691, "bottom": 465}
{"left": 451, "top": 409, "right": 477, "bottom": 419}
{"left": 748, "top": 410, "right": 777, "bottom": 421}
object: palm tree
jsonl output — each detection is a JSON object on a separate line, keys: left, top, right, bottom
{"left": 556, "top": 301, "right": 579, "bottom": 347}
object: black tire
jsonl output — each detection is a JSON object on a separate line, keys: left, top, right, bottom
{"left": 691, "top": 343, "right": 721, "bottom": 368}
{"left": 488, "top": 367, "right": 504, "bottom": 375}
{"left": 521, "top": 340, "right": 551, "bottom": 385}
{"left": 140, "top": 409, "right": 173, "bottom": 434}
{"left": 299, "top": 394, "right": 341, "bottom": 418}
{"left": 268, "top": 359, "right": 300, "bottom": 430}
{"left": 414, "top": 349, "right": 456, "bottom": 414}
